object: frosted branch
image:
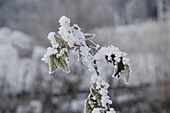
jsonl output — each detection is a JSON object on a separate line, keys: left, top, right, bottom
{"left": 42, "top": 16, "right": 131, "bottom": 113}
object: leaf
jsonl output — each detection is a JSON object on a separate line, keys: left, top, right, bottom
{"left": 113, "top": 57, "right": 125, "bottom": 77}
{"left": 84, "top": 98, "right": 93, "bottom": 113}
{"left": 48, "top": 54, "right": 69, "bottom": 73}
{"left": 86, "top": 40, "right": 96, "bottom": 48}
{"left": 49, "top": 54, "right": 57, "bottom": 74}
{"left": 85, "top": 33, "right": 95, "bottom": 39}
{"left": 54, "top": 57, "right": 69, "bottom": 72}
{"left": 60, "top": 58, "right": 68, "bottom": 71}
{"left": 54, "top": 35, "right": 65, "bottom": 45}
{"left": 124, "top": 65, "right": 130, "bottom": 83}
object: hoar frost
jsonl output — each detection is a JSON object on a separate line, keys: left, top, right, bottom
{"left": 94, "top": 46, "right": 130, "bottom": 83}
{"left": 42, "top": 16, "right": 131, "bottom": 113}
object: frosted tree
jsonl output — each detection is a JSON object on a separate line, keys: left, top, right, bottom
{"left": 42, "top": 16, "right": 131, "bottom": 113}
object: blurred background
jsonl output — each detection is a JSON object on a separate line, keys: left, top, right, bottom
{"left": 0, "top": 0, "right": 170, "bottom": 113}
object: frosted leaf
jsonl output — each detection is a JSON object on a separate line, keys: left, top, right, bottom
{"left": 86, "top": 40, "right": 96, "bottom": 48}
{"left": 55, "top": 35, "right": 65, "bottom": 45}
{"left": 49, "top": 54, "right": 58, "bottom": 74}
{"left": 124, "top": 65, "right": 130, "bottom": 83}
{"left": 41, "top": 47, "right": 57, "bottom": 63}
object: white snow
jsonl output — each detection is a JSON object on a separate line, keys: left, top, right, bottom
{"left": 47, "top": 32, "right": 59, "bottom": 48}
{"left": 92, "top": 108, "right": 103, "bottom": 113}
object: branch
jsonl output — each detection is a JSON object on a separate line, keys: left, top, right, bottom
{"left": 41, "top": 16, "right": 131, "bottom": 113}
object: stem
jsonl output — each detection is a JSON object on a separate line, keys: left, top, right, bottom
{"left": 93, "top": 60, "right": 100, "bottom": 75}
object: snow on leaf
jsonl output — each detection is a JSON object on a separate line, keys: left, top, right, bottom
{"left": 48, "top": 53, "right": 69, "bottom": 74}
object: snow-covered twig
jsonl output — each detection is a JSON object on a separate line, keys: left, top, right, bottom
{"left": 42, "top": 16, "right": 131, "bottom": 113}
